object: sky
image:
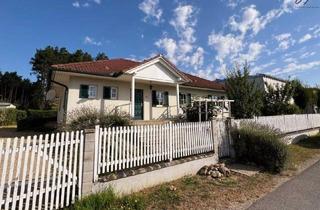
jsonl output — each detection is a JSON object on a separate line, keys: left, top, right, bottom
{"left": 0, "top": 0, "right": 320, "bottom": 86}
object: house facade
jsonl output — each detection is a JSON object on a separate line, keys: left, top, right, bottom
{"left": 249, "top": 73, "right": 287, "bottom": 92}
{"left": 51, "top": 55, "right": 227, "bottom": 123}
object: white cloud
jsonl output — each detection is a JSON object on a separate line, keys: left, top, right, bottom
{"left": 274, "top": 33, "right": 295, "bottom": 50}
{"left": 300, "top": 51, "right": 316, "bottom": 59}
{"left": 155, "top": 4, "right": 204, "bottom": 70}
{"left": 229, "top": 1, "right": 295, "bottom": 37}
{"left": 239, "top": 42, "right": 264, "bottom": 62}
{"left": 170, "top": 5, "right": 197, "bottom": 43}
{"left": 72, "top": 1, "right": 80, "bottom": 8}
{"left": 251, "top": 61, "right": 275, "bottom": 74}
{"left": 299, "top": 33, "right": 312, "bottom": 43}
{"left": 93, "top": 0, "right": 101, "bottom": 4}
{"left": 84, "top": 36, "right": 102, "bottom": 46}
{"left": 208, "top": 33, "right": 243, "bottom": 63}
{"left": 155, "top": 37, "right": 178, "bottom": 63}
{"left": 225, "top": 0, "right": 244, "bottom": 9}
{"left": 139, "top": 0, "right": 163, "bottom": 24}
{"left": 284, "top": 57, "right": 296, "bottom": 63}
{"left": 271, "top": 60, "right": 320, "bottom": 75}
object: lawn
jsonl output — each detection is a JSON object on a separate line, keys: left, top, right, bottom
{"left": 70, "top": 134, "right": 320, "bottom": 210}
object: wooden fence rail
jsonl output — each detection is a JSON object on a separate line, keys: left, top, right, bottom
{"left": 95, "top": 121, "right": 214, "bottom": 178}
{"left": 0, "top": 131, "right": 84, "bottom": 210}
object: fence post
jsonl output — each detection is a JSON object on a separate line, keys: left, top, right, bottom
{"left": 81, "top": 128, "right": 97, "bottom": 196}
{"left": 226, "top": 117, "right": 235, "bottom": 158}
{"left": 211, "top": 119, "right": 219, "bottom": 157}
{"left": 169, "top": 121, "right": 173, "bottom": 161}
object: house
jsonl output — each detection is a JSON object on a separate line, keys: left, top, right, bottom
{"left": 51, "top": 54, "right": 227, "bottom": 123}
{"left": 249, "top": 73, "right": 287, "bottom": 92}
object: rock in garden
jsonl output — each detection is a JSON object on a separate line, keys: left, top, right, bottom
{"left": 198, "top": 165, "right": 209, "bottom": 176}
{"left": 218, "top": 166, "right": 231, "bottom": 177}
{"left": 211, "top": 171, "right": 220, "bottom": 178}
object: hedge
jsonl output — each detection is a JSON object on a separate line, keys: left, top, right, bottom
{"left": 17, "top": 109, "right": 57, "bottom": 131}
{"left": 0, "top": 108, "right": 17, "bottom": 126}
{"left": 232, "top": 122, "right": 289, "bottom": 173}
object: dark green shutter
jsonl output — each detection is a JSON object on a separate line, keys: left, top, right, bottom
{"left": 164, "top": 91, "right": 169, "bottom": 107}
{"left": 79, "top": 85, "right": 89, "bottom": 98}
{"left": 187, "top": 93, "right": 191, "bottom": 105}
{"left": 103, "top": 87, "right": 111, "bottom": 99}
{"left": 152, "top": 90, "right": 157, "bottom": 107}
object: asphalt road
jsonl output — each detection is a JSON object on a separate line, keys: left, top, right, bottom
{"left": 248, "top": 160, "right": 320, "bottom": 210}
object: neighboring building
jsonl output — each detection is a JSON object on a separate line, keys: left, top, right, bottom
{"left": 0, "top": 102, "right": 16, "bottom": 109}
{"left": 51, "top": 54, "right": 227, "bottom": 123}
{"left": 249, "top": 73, "right": 287, "bottom": 92}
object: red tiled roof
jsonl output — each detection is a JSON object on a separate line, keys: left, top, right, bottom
{"left": 52, "top": 56, "right": 225, "bottom": 91}
{"left": 52, "top": 59, "right": 140, "bottom": 76}
{"left": 180, "top": 72, "right": 225, "bottom": 91}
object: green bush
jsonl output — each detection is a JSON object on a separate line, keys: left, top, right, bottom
{"left": 67, "top": 106, "right": 131, "bottom": 130}
{"left": 16, "top": 110, "right": 27, "bottom": 121}
{"left": 17, "top": 109, "right": 57, "bottom": 131}
{"left": 70, "top": 188, "right": 145, "bottom": 210}
{"left": 0, "top": 108, "right": 17, "bottom": 126}
{"left": 232, "top": 122, "right": 289, "bottom": 172}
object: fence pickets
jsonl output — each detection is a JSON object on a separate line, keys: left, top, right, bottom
{"left": 95, "top": 121, "right": 214, "bottom": 177}
{"left": 0, "top": 131, "right": 84, "bottom": 210}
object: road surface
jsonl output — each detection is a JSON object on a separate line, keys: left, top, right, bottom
{"left": 248, "top": 160, "right": 320, "bottom": 210}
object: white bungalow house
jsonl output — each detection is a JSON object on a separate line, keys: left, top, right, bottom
{"left": 51, "top": 54, "right": 228, "bottom": 123}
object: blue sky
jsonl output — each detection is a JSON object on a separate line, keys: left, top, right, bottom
{"left": 0, "top": 0, "right": 319, "bottom": 86}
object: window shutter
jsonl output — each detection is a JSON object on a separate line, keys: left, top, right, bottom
{"left": 79, "top": 85, "right": 89, "bottom": 98}
{"left": 103, "top": 87, "right": 111, "bottom": 99}
{"left": 187, "top": 93, "right": 191, "bottom": 105}
{"left": 152, "top": 90, "right": 157, "bottom": 107}
{"left": 164, "top": 91, "right": 169, "bottom": 107}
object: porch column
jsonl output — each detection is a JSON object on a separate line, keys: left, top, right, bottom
{"left": 131, "top": 76, "right": 135, "bottom": 118}
{"left": 176, "top": 83, "right": 180, "bottom": 115}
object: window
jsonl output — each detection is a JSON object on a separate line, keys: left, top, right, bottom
{"left": 179, "top": 93, "right": 186, "bottom": 105}
{"left": 79, "top": 85, "right": 97, "bottom": 99}
{"left": 152, "top": 90, "right": 168, "bottom": 107}
{"left": 179, "top": 93, "right": 191, "bottom": 106}
{"left": 103, "top": 86, "right": 118, "bottom": 99}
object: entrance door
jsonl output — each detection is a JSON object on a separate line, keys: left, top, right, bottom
{"left": 134, "top": 89, "right": 144, "bottom": 120}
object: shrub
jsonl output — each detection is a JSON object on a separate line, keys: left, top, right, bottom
{"left": 99, "top": 112, "right": 130, "bottom": 128}
{"left": 68, "top": 107, "right": 100, "bottom": 130}
{"left": 232, "top": 122, "right": 289, "bottom": 172}
{"left": 0, "top": 108, "right": 18, "bottom": 126}
{"left": 67, "top": 106, "right": 131, "bottom": 130}
{"left": 70, "top": 188, "right": 145, "bottom": 210}
{"left": 16, "top": 110, "right": 27, "bottom": 121}
{"left": 17, "top": 109, "right": 57, "bottom": 131}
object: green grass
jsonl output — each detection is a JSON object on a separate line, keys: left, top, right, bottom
{"left": 68, "top": 188, "right": 145, "bottom": 210}
{"left": 286, "top": 134, "right": 320, "bottom": 170}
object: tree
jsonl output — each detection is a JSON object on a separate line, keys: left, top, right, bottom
{"left": 30, "top": 46, "right": 94, "bottom": 108}
{"left": 95, "top": 52, "right": 109, "bottom": 60}
{"left": 262, "top": 81, "right": 300, "bottom": 116}
{"left": 226, "top": 63, "right": 263, "bottom": 119}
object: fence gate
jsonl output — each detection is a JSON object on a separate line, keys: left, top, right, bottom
{"left": 0, "top": 131, "right": 84, "bottom": 210}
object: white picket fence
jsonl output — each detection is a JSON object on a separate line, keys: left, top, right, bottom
{"left": 237, "top": 114, "right": 320, "bottom": 133}
{"left": 95, "top": 121, "right": 214, "bottom": 177}
{"left": 0, "top": 131, "right": 84, "bottom": 210}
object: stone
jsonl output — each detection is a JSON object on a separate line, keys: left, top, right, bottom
{"left": 117, "top": 171, "right": 127, "bottom": 178}
{"left": 126, "top": 169, "right": 136, "bottom": 176}
{"left": 169, "top": 185, "right": 177, "bottom": 191}
{"left": 107, "top": 173, "right": 117, "bottom": 181}
{"left": 137, "top": 167, "right": 147, "bottom": 174}
{"left": 198, "top": 166, "right": 209, "bottom": 176}
{"left": 218, "top": 166, "right": 231, "bottom": 177}
{"left": 211, "top": 171, "right": 220, "bottom": 178}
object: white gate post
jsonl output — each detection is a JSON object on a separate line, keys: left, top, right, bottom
{"left": 169, "top": 121, "right": 173, "bottom": 161}
{"left": 211, "top": 119, "right": 219, "bottom": 157}
{"left": 81, "top": 127, "right": 97, "bottom": 196}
